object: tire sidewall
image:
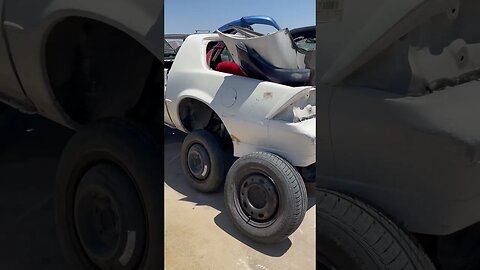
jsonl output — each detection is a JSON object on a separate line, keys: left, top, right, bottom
{"left": 316, "top": 189, "right": 436, "bottom": 270}
{"left": 317, "top": 211, "right": 383, "bottom": 270}
{"left": 180, "top": 130, "right": 225, "bottom": 192}
{"left": 225, "top": 153, "right": 307, "bottom": 243}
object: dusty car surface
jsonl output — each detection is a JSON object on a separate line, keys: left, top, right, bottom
{"left": 316, "top": 1, "right": 480, "bottom": 270}
{"left": 164, "top": 18, "right": 316, "bottom": 243}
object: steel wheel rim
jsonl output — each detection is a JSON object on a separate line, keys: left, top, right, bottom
{"left": 237, "top": 173, "right": 279, "bottom": 225}
{"left": 187, "top": 144, "right": 211, "bottom": 180}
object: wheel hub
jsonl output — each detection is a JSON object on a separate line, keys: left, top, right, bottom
{"left": 187, "top": 144, "right": 211, "bottom": 180}
{"left": 76, "top": 188, "right": 122, "bottom": 262}
{"left": 239, "top": 174, "right": 278, "bottom": 222}
{"left": 92, "top": 195, "right": 119, "bottom": 244}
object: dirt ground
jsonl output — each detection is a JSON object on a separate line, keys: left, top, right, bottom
{"left": 164, "top": 128, "right": 316, "bottom": 270}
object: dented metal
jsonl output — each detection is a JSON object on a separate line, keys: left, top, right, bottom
{"left": 164, "top": 31, "right": 316, "bottom": 167}
{"left": 218, "top": 29, "right": 308, "bottom": 69}
{"left": 409, "top": 39, "right": 480, "bottom": 92}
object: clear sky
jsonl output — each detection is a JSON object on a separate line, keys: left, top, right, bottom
{"left": 165, "top": 0, "right": 315, "bottom": 34}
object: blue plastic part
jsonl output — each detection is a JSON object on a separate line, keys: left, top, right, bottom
{"left": 217, "top": 16, "right": 281, "bottom": 33}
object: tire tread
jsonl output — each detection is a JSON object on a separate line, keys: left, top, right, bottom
{"left": 318, "top": 189, "right": 435, "bottom": 270}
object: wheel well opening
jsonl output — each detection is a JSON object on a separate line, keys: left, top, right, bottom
{"left": 178, "top": 98, "right": 233, "bottom": 149}
{"left": 45, "top": 17, "right": 162, "bottom": 125}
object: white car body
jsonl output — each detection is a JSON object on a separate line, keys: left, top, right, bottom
{"left": 164, "top": 33, "right": 316, "bottom": 167}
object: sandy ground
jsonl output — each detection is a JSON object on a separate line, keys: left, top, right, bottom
{"left": 164, "top": 128, "right": 316, "bottom": 270}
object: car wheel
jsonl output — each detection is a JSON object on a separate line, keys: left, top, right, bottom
{"left": 224, "top": 152, "right": 308, "bottom": 243}
{"left": 317, "top": 188, "right": 436, "bottom": 270}
{"left": 181, "top": 130, "right": 225, "bottom": 193}
{"left": 55, "top": 118, "right": 163, "bottom": 270}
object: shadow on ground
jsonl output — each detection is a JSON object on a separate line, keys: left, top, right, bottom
{"left": 164, "top": 127, "right": 316, "bottom": 257}
{"left": 0, "top": 106, "right": 73, "bottom": 269}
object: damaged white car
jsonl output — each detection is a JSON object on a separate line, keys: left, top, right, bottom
{"left": 164, "top": 18, "right": 316, "bottom": 243}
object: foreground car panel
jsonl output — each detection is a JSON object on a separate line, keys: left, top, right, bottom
{"left": 317, "top": 0, "right": 480, "bottom": 236}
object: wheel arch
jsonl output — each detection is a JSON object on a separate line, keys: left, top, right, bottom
{"left": 4, "top": 0, "right": 163, "bottom": 128}
{"left": 40, "top": 7, "right": 163, "bottom": 60}
{"left": 44, "top": 15, "right": 163, "bottom": 126}
{"left": 176, "top": 96, "right": 228, "bottom": 133}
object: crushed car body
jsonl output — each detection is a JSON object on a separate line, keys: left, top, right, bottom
{"left": 165, "top": 25, "right": 316, "bottom": 167}
{"left": 164, "top": 16, "right": 316, "bottom": 243}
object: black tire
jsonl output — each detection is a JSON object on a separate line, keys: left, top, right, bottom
{"left": 224, "top": 152, "right": 307, "bottom": 244}
{"left": 317, "top": 189, "right": 436, "bottom": 270}
{"left": 55, "top": 118, "right": 163, "bottom": 270}
{"left": 180, "top": 130, "right": 225, "bottom": 193}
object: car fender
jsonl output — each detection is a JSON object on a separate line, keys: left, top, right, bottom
{"left": 3, "top": 0, "right": 162, "bottom": 128}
